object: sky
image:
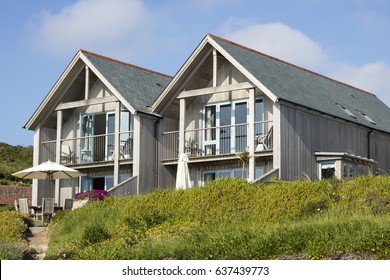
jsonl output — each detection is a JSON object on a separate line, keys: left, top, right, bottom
{"left": 1, "top": 0, "right": 390, "bottom": 146}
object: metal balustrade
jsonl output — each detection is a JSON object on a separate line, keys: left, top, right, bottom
{"left": 40, "top": 131, "right": 133, "bottom": 165}
{"left": 161, "top": 121, "right": 273, "bottom": 160}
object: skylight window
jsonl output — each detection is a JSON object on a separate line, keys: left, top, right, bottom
{"left": 338, "top": 104, "right": 357, "bottom": 119}
{"left": 360, "top": 112, "right": 376, "bottom": 125}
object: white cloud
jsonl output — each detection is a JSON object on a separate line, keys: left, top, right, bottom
{"left": 223, "top": 21, "right": 329, "bottom": 71}
{"left": 330, "top": 61, "right": 390, "bottom": 106}
{"left": 221, "top": 21, "right": 390, "bottom": 107}
{"left": 28, "top": 0, "right": 150, "bottom": 55}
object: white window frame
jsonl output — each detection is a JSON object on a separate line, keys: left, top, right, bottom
{"left": 318, "top": 161, "right": 336, "bottom": 180}
{"left": 203, "top": 98, "right": 261, "bottom": 155}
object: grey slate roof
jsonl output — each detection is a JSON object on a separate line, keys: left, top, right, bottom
{"left": 211, "top": 35, "right": 390, "bottom": 134}
{"left": 82, "top": 51, "right": 172, "bottom": 115}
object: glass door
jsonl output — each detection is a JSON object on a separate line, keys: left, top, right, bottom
{"left": 219, "top": 104, "right": 232, "bottom": 154}
{"left": 234, "top": 102, "right": 248, "bottom": 153}
{"left": 203, "top": 100, "right": 249, "bottom": 156}
{"left": 80, "top": 115, "right": 94, "bottom": 162}
{"left": 106, "top": 113, "right": 115, "bottom": 160}
{"left": 204, "top": 105, "right": 216, "bottom": 155}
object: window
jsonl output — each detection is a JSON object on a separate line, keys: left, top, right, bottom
{"left": 203, "top": 99, "right": 259, "bottom": 155}
{"left": 203, "top": 165, "right": 264, "bottom": 183}
{"left": 359, "top": 112, "right": 376, "bottom": 125}
{"left": 338, "top": 104, "right": 357, "bottom": 119}
{"left": 80, "top": 111, "right": 133, "bottom": 162}
{"left": 343, "top": 162, "right": 355, "bottom": 178}
{"left": 319, "top": 161, "right": 336, "bottom": 180}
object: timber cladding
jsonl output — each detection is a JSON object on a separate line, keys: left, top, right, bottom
{"left": 0, "top": 185, "right": 32, "bottom": 205}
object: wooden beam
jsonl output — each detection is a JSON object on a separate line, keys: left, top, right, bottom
{"left": 248, "top": 88, "right": 255, "bottom": 182}
{"left": 179, "top": 99, "right": 186, "bottom": 155}
{"left": 85, "top": 66, "right": 90, "bottom": 100}
{"left": 177, "top": 82, "right": 254, "bottom": 99}
{"left": 213, "top": 49, "right": 217, "bottom": 87}
{"left": 55, "top": 96, "right": 118, "bottom": 111}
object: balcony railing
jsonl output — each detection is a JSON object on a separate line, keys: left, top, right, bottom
{"left": 41, "top": 131, "right": 133, "bottom": 165}
{"left": 161, "top": 121, "right": 273, "bottom": 161}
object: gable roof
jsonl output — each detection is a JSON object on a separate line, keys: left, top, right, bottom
{"left": 81, "top": 50, "right": 172, "bottom": 115}
{"left": 25, "top": 50, "right": 172, "bottom": 130}
{"left": 208, "top": 34, "right": 390, "bottom": 133}
{"left": 153, "top": 34, "right": 390, "bottom": 134}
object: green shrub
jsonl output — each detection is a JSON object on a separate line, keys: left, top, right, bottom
{"left": 0, "top": 211, "right": 30, "bottom": 260}
{"left": 0, "top": 238, "right": 29, "bottom": 260}
{"left": 46, "top": 176, "right": 390, "bottom": 260}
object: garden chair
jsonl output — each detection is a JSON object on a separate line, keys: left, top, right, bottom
{"left": 35, "top": 198, "right": 55, "bottom": 222}
{"left": 14, "top": 200, "right": 19, "bottom": 211}
{"left": 18, "top": 198, "right": 35, "bottom": 218}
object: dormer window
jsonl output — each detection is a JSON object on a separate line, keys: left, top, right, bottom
{"left": 359, "top": 112, "right": 376, "bottom": 125}
{"left": 338, "top": 104, "right": 357, "bottom": 119}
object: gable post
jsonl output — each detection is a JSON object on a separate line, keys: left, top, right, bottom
{"left": 114, "top": 102, "right": 121, "bottom": 186}
{"left": 248, "top": 88, "right": 255, "bottom": 181}
{"left": 213, "top": 49, "right": 217, "bottom": 87}
{"left": 179, "top": 98, "right": 186, "bottom": 155}
{"left": 54, "top": 110, "right": 63, "bottom": 205}
{"left": 85, "top": 66, "right": 90, "bottom": 100}
{"left": 273, "top": 102, "right": 281, "bottom": 178}
{"left": 133, "top": 114, "right": 141, "bottom": 195}
{"left": 32, "top": 125, "right": 41, "bottom": 206}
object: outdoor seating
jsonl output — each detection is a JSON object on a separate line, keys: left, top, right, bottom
{"left": 14, "top": 200, "right": 19, "bottom": 211}
{"left": 18, "top": 198, "right": 35, "bottom": 218}
{"left": 255, "top": 126, "right": 273, "bottom": 151}
{"left": 35, "top": 198, "right": 55, "bottom": 222}
{"left": 60, "top": 145, "right": 73, "bottom": 164}
{"left": 63, "top": 198, "right": 74, "bottom": 210}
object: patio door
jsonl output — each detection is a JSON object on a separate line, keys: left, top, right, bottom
{"left": 81, "top": 115, "right": 94, "bottom": 162}
{"left": 203, "top": 100, "right": 248, "bottom": 155}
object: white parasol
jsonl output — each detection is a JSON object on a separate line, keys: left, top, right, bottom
{"left": 12, "top": 160, "right": 84, "bottom": 198}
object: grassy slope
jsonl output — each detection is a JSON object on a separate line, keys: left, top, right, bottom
{"left": 47, "top": 176, "right": 390, "bottom": 260}
{"left": 0, "top": 142, "right": 33, "bottom": 185}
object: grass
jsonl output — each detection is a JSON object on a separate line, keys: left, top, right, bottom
{"left": 45, "top": 176, "right": 390, "bottom": 260}
{"left": 0, "top": 142, "right": 33, "bottom": 185}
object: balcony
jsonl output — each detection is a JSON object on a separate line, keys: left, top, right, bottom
{"left": 41, "top": 131, "right": 133, "bottom": 165}
{"left": 161, "top": 121, "right": 273, "bottom": 162}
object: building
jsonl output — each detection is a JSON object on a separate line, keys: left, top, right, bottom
{"left": 24, "top": 50, "right": 171, "bottom": 206}
{"left": 153, "top": 34, "right": 390, "bottom": 187}
{"left": 25, "top": 34, "right": 390, "bottom": 205}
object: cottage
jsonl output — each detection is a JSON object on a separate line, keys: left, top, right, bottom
{"left": 25, "top": 34, "right": 390, "bottom": 205}
{"left": 152, "top": 34, "right": 390, "bottom": 187}
{"left": 24, "top": 50, "right": 171, "bottom": 206}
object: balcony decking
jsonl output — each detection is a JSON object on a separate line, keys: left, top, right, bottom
{"left": 161, "top": 121, "right": 273, "bottom": 165}
{"left": 41, "top": 131, "right": 133, "bottom": 166}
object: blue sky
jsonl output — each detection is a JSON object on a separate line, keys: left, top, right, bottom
{"left": 1, "top": 0, "right": 390, "bottom": 146}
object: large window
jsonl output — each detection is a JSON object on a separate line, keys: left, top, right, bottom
{"left": 203, "top": 99, "right": 263, "bottom": 155}
{"left": 203, "top": 165, "right": 264, "bottom": 183}
{"left": 80, "top": 110, "right": 133, "bottom": 162}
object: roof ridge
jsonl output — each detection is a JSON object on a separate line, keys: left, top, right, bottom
{"left": 207, "top": 33, "right": 376, "bottom": 97}
{"left": 79, "top": 49, "right": 173, "bottom": 79}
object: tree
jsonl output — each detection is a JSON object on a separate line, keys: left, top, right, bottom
{"left": 236, "top": 148, "right": 250, "bottom": 179}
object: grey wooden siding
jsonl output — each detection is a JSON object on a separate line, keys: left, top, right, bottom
{"left": 138, "top": 116, "right": 158, "bottom": 194}
{"left": 156, "top": 117, "right": 178, "bottom": 188}
{"left": 280, "top": 104, "right": 372, "bottom": 180}
{"left": 370, "top": 132, "right": 390, "bottom": 174}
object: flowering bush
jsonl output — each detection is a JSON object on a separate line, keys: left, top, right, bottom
{"left": 75, "top": 190, "right": 110, "bottom": 201}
